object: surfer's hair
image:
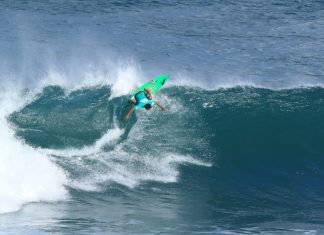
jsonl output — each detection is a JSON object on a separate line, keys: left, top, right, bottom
{"left": 144, "top": 104, "right": 152, "bottom": 110}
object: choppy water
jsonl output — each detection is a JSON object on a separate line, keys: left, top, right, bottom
{"left": 1, "top": 1, "right": 324, "bottom": 234}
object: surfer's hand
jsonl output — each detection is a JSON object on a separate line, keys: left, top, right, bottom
{"left": 124, "top": 115, "right": 130, "bottom": 121}
{"left": 158, "top": 106, "right": 166, "bottom": 111}
{"left": 156, "top": 102, "right": 166, "bottom": 111}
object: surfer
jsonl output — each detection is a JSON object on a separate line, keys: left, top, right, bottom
{"left": 124, "top": 88, "right": 166, "bottom": 121}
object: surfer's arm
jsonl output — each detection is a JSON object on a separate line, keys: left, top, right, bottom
{"left": 124, "top": 107, "right": 135, "bottom": 121}
{"left": 156, "top": 102, "right": 166, "bottom": 111}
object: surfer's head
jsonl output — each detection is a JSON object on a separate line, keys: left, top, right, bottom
{"left": 144, "top": 104, "right": 152, "bottom": 110}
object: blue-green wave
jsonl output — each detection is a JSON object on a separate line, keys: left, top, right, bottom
{"left": 8, "top": 85, "right": 324, "bottom": 201}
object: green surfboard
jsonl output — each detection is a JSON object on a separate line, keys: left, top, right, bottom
{"left": 129, "top": 75, "right": 170, "bottom": 100}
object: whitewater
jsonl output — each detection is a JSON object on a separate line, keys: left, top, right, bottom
{"left": 1, "top": 0, "right": 324, "bottom": 234}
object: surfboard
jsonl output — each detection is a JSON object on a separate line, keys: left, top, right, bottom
{"left": 128, "top": 75, "right": 170, "bottom": 100}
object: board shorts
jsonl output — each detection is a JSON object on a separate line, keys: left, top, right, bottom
{"left": 134, "top": 91, "right": 156, "bottom": 110}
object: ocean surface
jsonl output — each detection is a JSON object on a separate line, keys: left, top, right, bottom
{"left": 1, "top": 1, "right": 324, "bottom": 234}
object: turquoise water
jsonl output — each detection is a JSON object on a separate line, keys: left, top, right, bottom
{"left": 1, "top": 1, "right": 324, "bottom": 234}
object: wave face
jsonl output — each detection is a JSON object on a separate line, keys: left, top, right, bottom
{"left": 10, "top": 86, "right": 324, "bottom": 176}
{"left": 7, "top": 85, "right": 324, "bottom": 233}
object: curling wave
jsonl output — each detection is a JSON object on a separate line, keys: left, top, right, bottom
{"left": 4, "top": 85, "right": 324, "bottom": 214}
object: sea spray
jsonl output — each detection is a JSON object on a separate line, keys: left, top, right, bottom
{"left": 0, "top": 89, "right": 67, "bottom": 214}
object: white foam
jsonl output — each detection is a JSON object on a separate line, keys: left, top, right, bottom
{"left": 68, "top": 151, "right": 211, "bottom": 190}
{"left": 110, "top": 62, "right": 144, "bottom": 99}
{"left": 0, "top": 88, "right": 68, "bottom": 214}
{"left": 42, "top": 127, "right": 124, "bottom": 157}
{"left": 34, "top": 58, "right": 146, "bottom": 97}
{"left": 39, "top": 104, "right": 211, "bottom": 191}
